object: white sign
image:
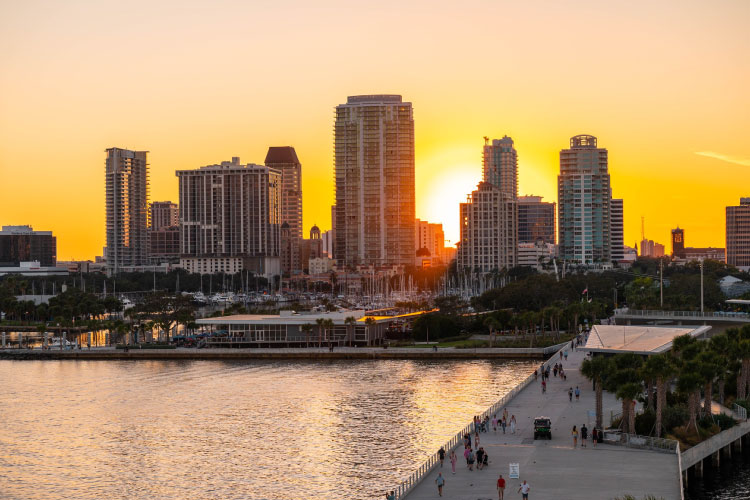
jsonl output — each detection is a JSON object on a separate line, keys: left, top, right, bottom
{"left": 509, "top": 463, "right": 519, "bottom": 479}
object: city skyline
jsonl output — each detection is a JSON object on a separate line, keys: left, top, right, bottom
{"left": 1, "top": 1, "right": 748, "bottom": 260}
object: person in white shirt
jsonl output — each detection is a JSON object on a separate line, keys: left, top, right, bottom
{"left": 518, "top": 480, "right": 531, "bottom": 499}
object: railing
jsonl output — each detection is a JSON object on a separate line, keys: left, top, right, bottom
{"left": 390, "top": 346, "right": 564, "bottom": 499}
{"left": 734, "top": 403, "right": 748, "bottom": 421}
{"left": 601, "top": 430, "right": 679, "bottom": 454}
{"left": 615, "top": 309, "right": 750, "bottom": 320}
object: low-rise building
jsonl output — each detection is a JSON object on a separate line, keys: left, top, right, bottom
{"left": 0, "top": 225, "right": 57, "bottom": 267}
{"left": 517, "top": 241, "right": 556, "bottom": 269}
{"left": 309, "top": 257, "right": 333, "bottom": 275}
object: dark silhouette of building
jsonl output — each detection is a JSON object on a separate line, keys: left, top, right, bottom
{"left": 671, "top": 227, "right": 685, "bottom": 258}
{"left": 0, "top": 225, "right": 57, "bottom": 267}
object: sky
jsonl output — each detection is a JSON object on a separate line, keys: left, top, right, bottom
{"left": 1, "top": 0, "right": 748, "bottom": 260}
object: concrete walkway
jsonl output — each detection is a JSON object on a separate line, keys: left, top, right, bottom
{"left": 403, "top": 348, "right": 681, "bottom": 500}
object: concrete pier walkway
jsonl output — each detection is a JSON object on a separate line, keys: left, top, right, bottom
{"left": 401, "top": 348, "right": 681, "bottom": 500}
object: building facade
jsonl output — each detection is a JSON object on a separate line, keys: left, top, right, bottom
{"left": 517, "top": 241, "right": 556, "bottom": 269}
{"left": 726, "top": 198, "right": 750, "bottom": 270}
{"left": 333, "top": 95, "right": 415, "bottom": 268}
{"left": 671, "top": 227, "right": 685, "bottom": 258}
{"left": 0, "top": 225, "right": 57, "bottom": 267}
{"left": 557, "top": 135, "right": 611, "bottom": 264}
{"left": 105, "top": 147, "right": 149, "bottom": 274}
{"left": 483, "top": 136, "right": 518, "bottom": 198}
{"left": 517, "top": 196, "right": 555, "bottom": 244}
{"left": 458, "top": 182, "right": 517, "bottom": 272}
{"left": 176, "top": 157, "right": 281, "bottom": 278}
{"left": 265, "top": 147, "right": 302, "bottom": 274}
{"left": 640, "top": 239, "right": 665, "bottom": 258}
{"left": 415, "top": 219, "right": 447, "bottom": 267}
{"left": 610, "top": 198, "right": 624, "bottom": 263}
{"left": 150, "top": 201, "right": 179, "bottom": 230}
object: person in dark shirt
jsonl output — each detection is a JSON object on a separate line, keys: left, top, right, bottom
{"left": 476, "top": 447, "right": 485, "bottom": 469}
{"left": 438, "top": 447, "right": 446, "bottom": 467}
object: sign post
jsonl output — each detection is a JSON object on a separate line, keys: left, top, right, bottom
{"left": 509, "top": 463, "right": 519, "bottom": 479}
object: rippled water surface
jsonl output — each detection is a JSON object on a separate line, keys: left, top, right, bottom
{"left": 0, "top": 359, "right": 536, "bottom": 500}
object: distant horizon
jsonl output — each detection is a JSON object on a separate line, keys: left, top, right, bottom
{"left": 1, "top": 0, "right": 748, "bottom": 260}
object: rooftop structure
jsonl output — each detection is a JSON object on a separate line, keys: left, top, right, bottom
{"left": 584, "top": 324, "right": 711, "bottom": 355}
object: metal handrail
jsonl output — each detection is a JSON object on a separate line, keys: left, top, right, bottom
{"left": 601, "top": 430, "right": 679, "bottom": 454}
{"left": 733, "top": 403, "right": 748, "bottom": 421}
{"left": 390, "top": 347, "right": 565, "bottom": 499}
{"left": 615, "top": 309, "right": 750, "bottom": 319}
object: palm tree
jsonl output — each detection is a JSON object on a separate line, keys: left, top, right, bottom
{"left": 323, "top": 318, "right": 335, "bottom": 347}
{"left": 484, "top": 316, "right": 500, "bottom": 348}
{"left": 736, "top": 338, "right": 750, "bottom": 401}
{"left": 642, "top": 353, "right": 676, "bottom": 437}
{"left": 606, "top": 353, "right": 643, "bottom": 437}
{"left": 301, "top": 323, "right": 312, "bottom": 348}
{"left": 696, "top": 349, "right": 721, "bottom": 418}
{"left": 581, "top": 355, "right": 610, "bottom": 429}
{"left": 364, "top": 316, "right": 376, "bottom": 346}
{"left": 708, "top": 333, "right": 733, "bottom": 404}
{"left": 315, "top": 318, "right": 325, "bottom": 348}
{"left": 677, "top": 363, "right": 703, "bottom": 434}
{"left": 344, "top": 316, "right": 356, "bottom": 347}
{"left": 617, "top": 382, "right": 642, "bottom": 435}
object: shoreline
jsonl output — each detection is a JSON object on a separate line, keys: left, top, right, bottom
{"left": 0, "top": 346, "right": 560, "bottom": 361}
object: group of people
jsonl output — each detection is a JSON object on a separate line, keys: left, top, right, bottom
{"left": 490, "top": 408, "right": 516, "bottom": 435}
{"left": 571, "top": 423, "right": 600, "bottom": 448}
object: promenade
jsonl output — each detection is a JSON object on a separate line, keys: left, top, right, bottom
{"left": 402, "top": 348, "right": 681, "bottom": 500}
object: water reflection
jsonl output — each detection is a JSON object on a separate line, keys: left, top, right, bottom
{"left": 0, "top": 359, "right": 536, "bottom": 499}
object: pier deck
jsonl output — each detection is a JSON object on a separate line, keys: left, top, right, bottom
{"left": 401, "top": 348, "right": 681, "bottom": 500}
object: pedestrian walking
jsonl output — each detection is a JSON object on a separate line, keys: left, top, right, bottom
{"left": 503, "top": 408, "right": 509, "bottom": 422}
{"left": 438, "top": 446, "right": 446, "bottom": 467}
{"left": 502, "top": 416, "right": 507, "bottom": 434}
{"left": 476, "top": 447, "right": 485, "bottom": 470}
{"left": 497, "top": 474, "right": 506, "bottom": 500}
{"left": 492, "top": 414, "right": 498, "bottom": 433}
{"left": 571, "top": 340, "right": 575, "bottom": 351}
{"left": 518, "top": 480, "right": 531, "bottom": 499}
{"left": 510, "top": 415, "right": 516, "bottom": 434}
{"left": 592, "top": 428, "right": 598, "bottom": 447}
{"left": 385, "top": 491, "right": 395, "bottom": 500}
{"left": 467, "top": 449, "right": 475, "bottom": 471}
{"left": 534, "top": 369, "right": 538, "bottom": 381}
{"left": 464, "top": 446, "right": 470, "bottom": 465}
{"left": 564, "top": 350, "right": 568, "bottom": 361}
{"left": 560, "top": 351, "right": 563, "bottom": 361}
{"left": 475, "top": 432, "right": 480, "bottom": 449}
{"left": 541, "top": 379, "right": 546, "bottom": 393}
{"left": 449, "top": 450, "right": 457, "bottom": 474}
{"left": 572, "top": 425, "right": 578, "bottom": 448}
{"left": 581, "top": 424, "right": 588, "bottom": 447}
{"left": 435, "top": 472, "right": 445, "bottom": 497}
{"left": 575, "top": 386, "right": 580, "bottom": 401}
{"left": 482, "top": 449, "right": 489, "bottom": 469}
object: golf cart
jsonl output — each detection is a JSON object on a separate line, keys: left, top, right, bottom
{"left": 533, "top": 416, "right": 552, "bottom": 440}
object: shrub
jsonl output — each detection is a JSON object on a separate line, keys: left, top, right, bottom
{"left": 634, "top": 410, "right": 656, "bottom": 435}
{"left": 661, "top": 405, "right": 689, "bottom": 433}
{"left": 699, "top": 413, "right": 736, "bottom": 431}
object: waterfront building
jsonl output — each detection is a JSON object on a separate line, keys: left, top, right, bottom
{"left": 149, "top": 226, "right": 180, "bottom": 263}
{"left": 415, "top": 219, "right": 447, "bottom": 267}
{"left": 266, "top": 147, "right": 302, "bottom": 274}
{"left": 557, "top": 135, "right": 611, "bottom": 264}
{"left": 671, "top": 227, "right": 685, "bottom": 258}
{"left": 0, "top": 225, "right": 56, "bottom": 267}
{"left": 105, "top": 147, "right": 149, "bottom": 275}
{"left": 333, "top": 95, "right": 415, "bottom": 268}
{"left": 726, "top": 198, "right": 750, "bottom": 270}
{"left": 483, "top": 136, "right": 518, "bottom": 198}
{"left": 458, "top": 182, "right": 517, "bottom": 272}
{"left": 517, "top": 196, "right": 555, "bottom": 244}
{"left": 176, "top": 157, "right": 281, "bottom": 278}
{"left": 150, "top": 201, "right": 178, "bottom": 230}
{"left": 610, "top": 198, "right": 624, "bottom": 264}
{"left": 195, "top": 310, "right": 397, "bottom": 347}
{"left": 0, "top": 260, "right": 68, "bottom": 277}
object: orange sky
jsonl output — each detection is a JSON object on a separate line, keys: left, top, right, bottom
{"left": 1, "top": 0, "right": 748, "bottom": 260}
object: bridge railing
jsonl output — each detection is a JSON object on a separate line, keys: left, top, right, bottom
{"left": 390, "top": 346, "right": 565, "bottom": 499}
{"left": 601, "top": 430, "right": 679, "bottom": 454}
{"left": 734, "top": 403, "right": 748, "bottom": 421}
{"left": 615, "top": 309, "right": 749, "bottom": 319}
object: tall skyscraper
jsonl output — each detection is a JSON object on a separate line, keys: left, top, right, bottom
{"left": 265, "top": 146, "right": 302, "bottom": 274}
{"left": 415, "top": 219, "right": 447, "bottom": 267}
{"left": 333, "top": 95, "right": 415, "bottom": 268}
{"left": 557, "top": 135, "right": 611, "bottom": 264}
{"left": 726, "top": 198, "right": 750, "bottom": 269}
{"left": 457, "top": 136, "right": 518, "bottom": 272}
{"left": 150, "top": 201, "right": 179, "bottom": 230}
{"left": 105, "top": 147, "right": 149, "bottom": 275}
{"left": 483, "top": 136, "right": 518, "bottom": 198}
{"left": 176, "top": 157, "right": 281, "bottom": 277}
{"left": 610, "top": 198, "right": 624, "bottom": 263}
{"left": 517, "top": 196, "right": 556, "bottom": 244}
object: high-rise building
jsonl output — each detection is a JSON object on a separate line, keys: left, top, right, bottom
{"left": 671, "top": 227, "right": 685, "bottom": 258}
{"left": 457, "top": 136, "right": 519, "bottom": 272}
{"left": 557, "top": 135, "right": 611, "bottom": 265}
{"left": 0, "top": 225, "right": 57, "bottom": 267}
{"left": 517, "top": 196, "right": 555, "bottom": 244}
{"left": 333, "top": 95, "right": 415, "bottom": 268}
{"left": 176, "top": 157, "right": 281, "bottom": 278}
{"left": 610, "top": 198, "right": 624, "bottom": 263}
{"left": 105, "top": 147, "right": 149, "bottom": 275}
{"left": 640, "top": 239, "right": 665, "bottom": 258}
{"left": 726, "top": 198, "right": 750, "bottom": 269}
{"left": 266, "top": 147, "right": 302, "bottom": 274}
{"left": 483, "top": 136, "right": 518, "bottom": 198}
{"left": 415, "top": 219, "right": 446, "bottom": 267}
{"left": 458, "top": 182, "right": 517, "bottom": 272}
{"left": 150, "top": 201, "right": 179, "bottom": 230}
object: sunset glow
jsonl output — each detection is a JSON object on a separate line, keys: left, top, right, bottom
{"left": 1, "top": 0, "right": 748, "bottom": 259}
